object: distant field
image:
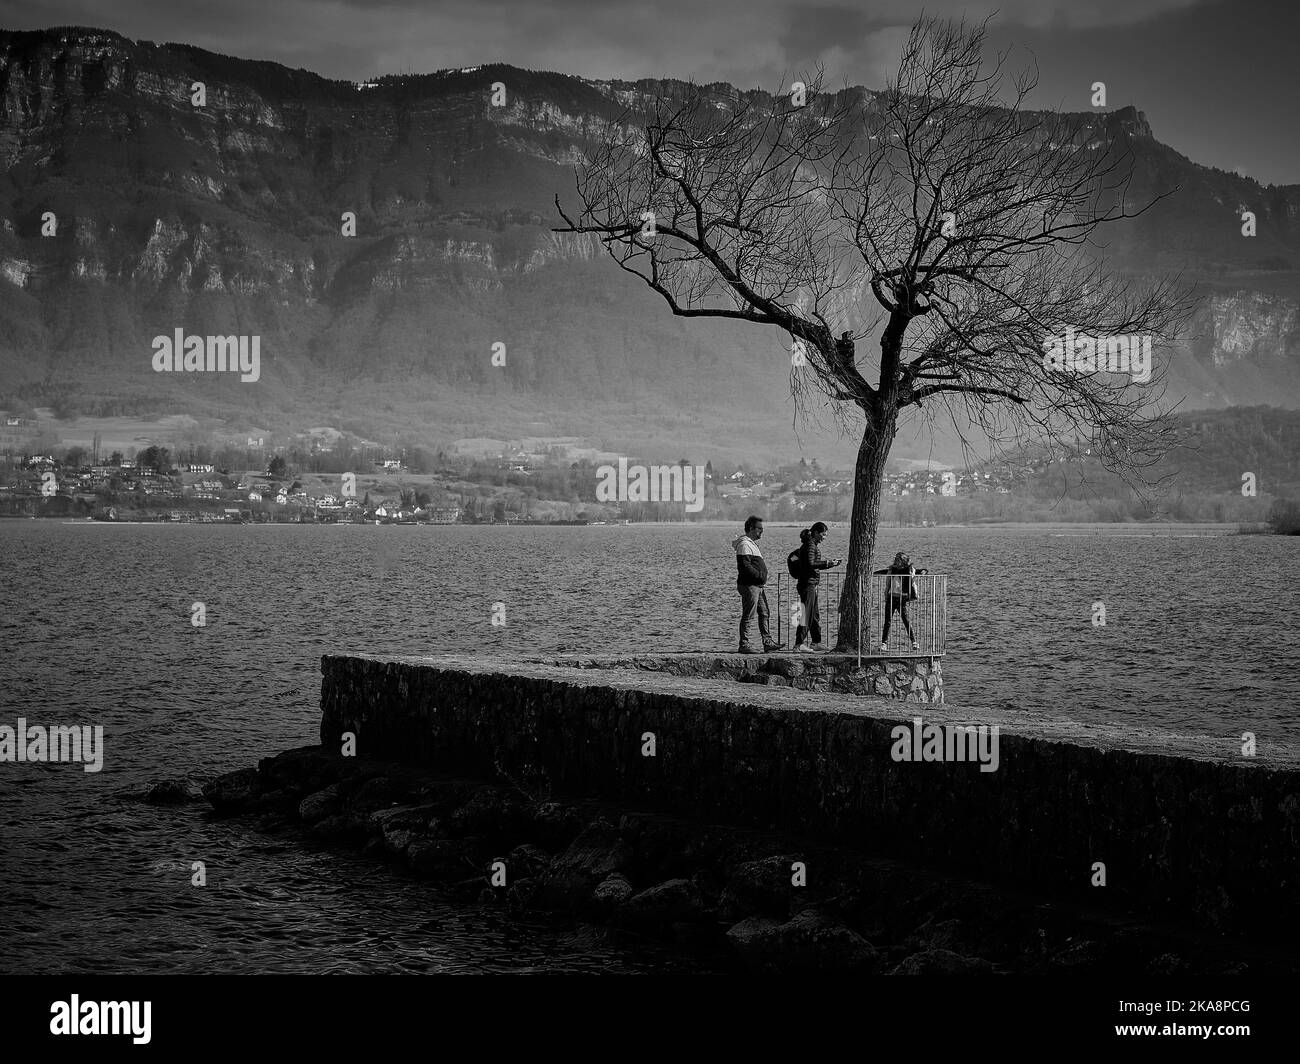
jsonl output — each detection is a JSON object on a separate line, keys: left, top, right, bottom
{"left": 14, "top": 410, "right": 276, "bottom": 454}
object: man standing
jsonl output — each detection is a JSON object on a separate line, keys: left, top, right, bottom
{"left": 732, "top": 515, "right": 779, "bottom": 653}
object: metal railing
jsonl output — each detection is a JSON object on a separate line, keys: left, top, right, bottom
{"left": 774, "top": 571, "right": 844, "bottom": 650}
{"left": 864, "top": 572, "right": 946, "bottom": 658}
{"left": 773, "top": 571, "right": 946, "bottom": 659}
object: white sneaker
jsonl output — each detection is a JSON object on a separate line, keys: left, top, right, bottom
{"left": 879, "top": 643, "right": 888, "bottom": 652}
{"left": 795, "top": 643, "right": 816, "bottom": 653}
{"left": 911, "top": 641, "right": 920, "bottom": 650}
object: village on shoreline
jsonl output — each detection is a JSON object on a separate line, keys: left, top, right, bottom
{"left": 1, "top": 417, "right": 1292, "bottom": 529}
{"left": 0, "top": 424, "right": 1040, "bottom": 526}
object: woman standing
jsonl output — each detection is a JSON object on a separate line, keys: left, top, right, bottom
{"left": 794, "top": 522, "right": 841, "bottom": 652}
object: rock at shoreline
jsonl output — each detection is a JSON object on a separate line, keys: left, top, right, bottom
{"left": 348, "top": 776, "right": 398, "bottom": 814}
{"left": 528, "top": 802, "right": 589, "bottom": 850}
{"left": 369, "top": 803, "right": 442, "bottom": 837}
{"left": 506, "top": 844, "right": 553, "bottom": 880}
{"left": 621, "top": 878, "right": 707, "bottom": 925}
{"left": 308, "top": 812, "right": 371, "bottom": 845}
{"left": 141, "top": 778, "right": 207, "bottom": 805}
{"left": 592, "top": 873, "right": 634, "bottom": 910}
{"left": 890, "top": 948, "right": 995, "bottom": 975}
{"left": 198, "top": 746, "right": 1293, "bottom": 976}
{"left": 531, "top": 819, "right": 632, "bottom": 910}
{"left": 256, "top": 747, "right": 348, "bottom": 795}
{"left": 727, "top": 909, "right": 880, "bottom": 972}
{"left": 448, "top": 788, "right": 523, "bottom": 835}
{"left": 297, "top": 783, "right": 343, "bottom": 824}
{"left": 202, "top": 768, "right": 261, "bottom": 815}
{"left": 723, "top": 855, "right": 801, "bottom": 918}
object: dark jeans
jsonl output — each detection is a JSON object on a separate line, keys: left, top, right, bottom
{"left": 737, "top": 583, "right": 773, "bottom": 649}
{"left": 882, "top": 594, "right": 914, "bottom": 644}
{"left": 795, "top": 580, "right": 820, "bottom": 646}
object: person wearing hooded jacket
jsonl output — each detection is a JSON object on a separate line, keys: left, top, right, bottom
{"left": 731, "top": 515, "right": 779, "bottom": 653}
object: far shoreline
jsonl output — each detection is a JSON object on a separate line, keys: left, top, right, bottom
{"left": 0, "top": 516, "right": 1262, "bottom": 535}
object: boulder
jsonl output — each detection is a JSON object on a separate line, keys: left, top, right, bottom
{"left": 726, "top": 916, "right": 782, "bottom": 954}
{"left": 297, "top": 783, "right": 343, "bottom": 824}
{"left": 527, "top": 801, "right": 588, "bottom": 850}
{"left": 592, "top": 872, "right": 635, "bottom": 908}
{"left": 890, "top": 948, "right": 995, "bottom": 975}
{"left": 448, "top": 787, "right": 529, "bottom": 837}
{"left": 506, "top": 844, "right": 552, "bottom": 880}
{"left": 347, "top": 776, "right": 398, "bottom": 814}
{"left": 368, "top": 803, "right": 441, "bottom": 837}
{"left": 724, "top": 855, "right": 800, "bottom": 917}
{"left": 529, "top": 819, "right": 632, "bottom": 911}
{"left": 901, "top": 917, "right": 965, "bottom": 953}
{"left": 622, "top": 878, "right": 707, "bottom": 925}
{"left": 142, "top": 778, "right": 206, "bottom": 805}
{"left": 553, "top": 820, "right": 629, "bottom": 881}
{"left": 727, "top": 909, "right": 880, "bottom": 972}
{"left": 381, "top": 828, "right": 415, "bottom": 857}
{"left": 202, "top": 768, "right": 262, "bottom": 815}
{"left": 255, "top": 746, "right": 343, "bottom": 794}
{"left": 307, "top": 812, "right": 372, "bottom": 845}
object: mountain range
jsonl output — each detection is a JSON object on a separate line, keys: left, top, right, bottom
{"left": 2, "top": 26, "right": 1299, "bottom": 467}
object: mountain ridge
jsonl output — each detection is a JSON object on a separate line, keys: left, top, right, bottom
{"left": 1, "top": 26, "right": 1299, "bottom": 466}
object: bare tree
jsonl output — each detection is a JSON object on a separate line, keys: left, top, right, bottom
{"left": 556, "top": 16, "right": 1195, "bottom": 650}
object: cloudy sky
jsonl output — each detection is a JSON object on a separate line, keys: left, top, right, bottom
{"left": 1, "top": 0, "right": 1295, "bottom": 184}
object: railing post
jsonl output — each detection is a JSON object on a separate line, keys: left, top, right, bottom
{"left": 776, "top": 573, "right": 783, "bottom": 648}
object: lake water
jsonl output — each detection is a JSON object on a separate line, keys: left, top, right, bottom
{"left": 1, "top": 520, "right": 1296, "bottom": 972}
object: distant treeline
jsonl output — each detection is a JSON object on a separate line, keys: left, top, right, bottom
{"left": 1267, "top": 499, "right": 1300, "bottom": 535}
{"left": 881, "top": 492, "right": 1276, "bottom": 527}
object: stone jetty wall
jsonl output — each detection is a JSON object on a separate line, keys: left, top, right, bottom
{"left": 320, "top": 653, "right": 1300, "bottom": 941}
{"left": 541, "top": 652, "right": 943, "bottom": 703}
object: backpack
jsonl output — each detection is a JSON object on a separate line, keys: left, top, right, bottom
{"left": 787, "top": 547, "right": 804, "bottom": 579}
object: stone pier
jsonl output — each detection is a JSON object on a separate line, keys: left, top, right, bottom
{"left": 320, "top": 652, "right": 1300, "bottom": 942}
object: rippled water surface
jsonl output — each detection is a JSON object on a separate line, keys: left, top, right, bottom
{"left": 1, "top": 521, "right": 1296, "bottom": 972}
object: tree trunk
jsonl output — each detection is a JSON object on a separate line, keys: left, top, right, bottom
{"left": 835, "top": 406, "right": 898, "bottom": 652}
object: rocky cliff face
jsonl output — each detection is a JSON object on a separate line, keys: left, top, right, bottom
{"left": 1, "top": 26, "right": 1299, "bottom": 453}
{"left": 1199, "top": 291, "right": 1299, "bottom": 365}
